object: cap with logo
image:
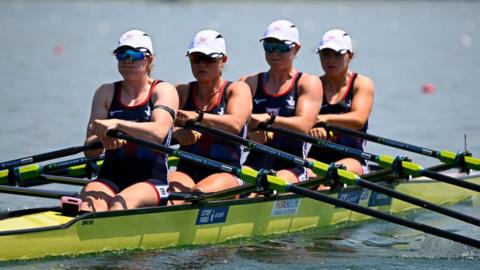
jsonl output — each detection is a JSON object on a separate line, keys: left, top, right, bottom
{"left": 316, "top": 29, "right": 352, "bottom": 54}
{"left": 114, "top": 29, "right": 153, "bottom": 54}
{"left": 261, "top": 19, "right": 299, "bottom": 45}
{"left": 186, "top": 30, "right": 226, "bottom": 57}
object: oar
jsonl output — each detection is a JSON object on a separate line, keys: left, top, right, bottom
{"left": 318, "top": 122, "right": 480, "bottom": 171}
{"left": 261, "top": 125, "right": 480, "bottom": 193}
{"left": 0, "top": 156, "right": 104, "bottom": 186}
{"left": 0, "top": 141, "right": 103, "bottom": 171}
{"left": 187, "top": 122, "right": 480, "bottom": 227}
{"left": 0, "top": 185, "right": 78, "bottom": 199}
{"left": 107, "top": 129, "right": 480, "bottom": 248}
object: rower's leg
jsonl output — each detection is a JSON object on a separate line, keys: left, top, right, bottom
{"left": 276, "top": 169, "right": 302, "bottom": 184}
{"left": 192, "top": 172, "right": 240, "bottom": 193}
{"left": 79, "top": 181, "right": 115, "bottom": 212}
{"left": 168, "top": 171, "right": 196, "bottom": 205}
{"left": 168, "top": 171, "right": 196, "bottom": 192}
{"left": 109, "top": 182, "right": 160, "bottom": 210}
{"left": 333, "top": 158, "right": 364, "bottom": 175}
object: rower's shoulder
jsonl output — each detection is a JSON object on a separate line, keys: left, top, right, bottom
{"left": 353, "top": 73, "right": 375, "bottom": 92}
{"left": 299, "top": 72, "right": 321, "bottom": 81}
{"left": 228, "top": 80, "right": 250, "bottom": 91}
{"left": 239, "top": 73, "right": 259, "bottom": 86}
{"left": 94, "top": 82, "right": 115, "bottom": 100}
{"left": 151, "top": 81, "right": 179, "bottom": 106}
{"left": 298, "top": 72, "right": 323, "bottom": 89}
{"left": 154, "top": 80, "right": 176, "bottom": 91}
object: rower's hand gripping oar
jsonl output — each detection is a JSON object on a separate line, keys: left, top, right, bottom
{"left": 187, "top": 121, "right": 480, "bottom": 227}
{"left": 0, "top": 141, "right": 103, "bottom": 171}
{"left": 107, "top": 129, "right": 480, "bottom": 248}
{"left": 319, "top": 122, "right": 480, "bottom": 171}
{"left": 261, "top": 124, "right": 480, "bottom": 193}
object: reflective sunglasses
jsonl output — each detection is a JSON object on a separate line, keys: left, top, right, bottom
{"left": 115, "top": 49, "right": 147, "bottom": 62}
{"left": 263, "top": 42, "right": 296, "bottom": 53}
{"left": 188, "top": 53, "right": 223, "bottom": 64}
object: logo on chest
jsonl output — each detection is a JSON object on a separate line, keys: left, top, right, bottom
{"left": 286, "top": 96, "right": 296, "bottom": 109}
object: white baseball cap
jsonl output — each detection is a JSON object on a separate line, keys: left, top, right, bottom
{"left": 186, "top": 30, "right": 226, "bottom": 56}
{"left": 114, "top": 29, "right": 153, "bottom": 54}
{"left": 316, "top": 29, "right": 352, "bottom": 54}
{"left": 261, "top": 19, "right": 299, "bottom": 45}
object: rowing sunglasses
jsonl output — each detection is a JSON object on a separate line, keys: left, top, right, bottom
{"left": 263, "top": 42, "right": 296, "bottom": 53}
{"left": 115, "top": 49, "right": 148, "bottom": 62}
{"left": 188, "top": 53, "right": 224, "bottom": 64}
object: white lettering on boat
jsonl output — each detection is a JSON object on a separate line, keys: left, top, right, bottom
{"left": 196, "top": 206, "right": 229, "bottom": 225}
{"left": 271, "top": 198, "right": 300, "bottom": 216}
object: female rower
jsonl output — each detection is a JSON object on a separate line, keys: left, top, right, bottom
{"left": 169, "top": 30, "right": 252, "bottom": 194}
{"left": 241, "top": 19, "right": 323, "bottom": 184}
{"left": 81, "top": 30, "right": 179, "bottom": 212}
{"left": 308, "top": 29, "right": 375, "bottom": 175}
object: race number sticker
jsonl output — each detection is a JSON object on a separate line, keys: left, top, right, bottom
{"left": 196, "top": 206, "right": 229, "bottom": 225}
{"left": 271, "top": 198, "right": 301, "bottom": 216}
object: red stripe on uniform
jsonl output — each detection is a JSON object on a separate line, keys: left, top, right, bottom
{"left": 145, "top": 181, "right": 161, "bottom": 206}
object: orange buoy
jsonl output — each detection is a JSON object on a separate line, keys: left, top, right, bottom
{"left": 422, "top": 83, "right": 435, "bottom": 94}
{"left": 53, "top": 44, "right": 65, "bottom": 56}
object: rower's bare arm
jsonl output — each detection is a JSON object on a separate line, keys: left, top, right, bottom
{"left": 239, "top": 74, "right": 258, "bottom": 97}
{"left": 84, "top": 84, "right": 113, "bottom": 158}
{"left": 114, "top": 82, "right": 179, "bottom": 144}
{"left": 274, "top": 74, "right": 323, "bottom": 133}
{"left": 200, "top": 81, "right": 252, "bottom": 134}
{"left": 317, "top": 75, "right": 374, "bottom": 130}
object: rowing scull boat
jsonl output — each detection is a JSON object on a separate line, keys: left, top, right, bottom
{"left": 0, "top": 172, "right": 478, "bottom": 261}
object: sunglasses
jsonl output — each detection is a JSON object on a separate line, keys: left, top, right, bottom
{"left": 319, "top": 49, "right": 346, "bottom": 57}
{"left": 115, "top": 49, "right": 148, "bottom": 62}
{"left": 263, "top": 42, "right": 296, "bottom": 53}
{"left": 189, "top": 53, "right": 223, "bottom": 64}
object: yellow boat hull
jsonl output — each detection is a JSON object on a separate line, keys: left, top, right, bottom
{"left": 0, "top": 173, "right": 479, "bottom": 261}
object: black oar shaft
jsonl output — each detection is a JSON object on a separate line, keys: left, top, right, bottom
{"left": 288, "top": 184, "right": 480, "bottom": 248}
{"left": 188, "top": 121, "right": 308, "bottom": 167}
{"left": 356, "top": 179, "right": 480, "bottom": 226}
{"left": 288, "top": 185, "right": 480, "bottom": 248}
{"left": 39, "top": 174, "right": 91, "bottom": 186}
{"left": 321, "top": 123, "right": 439, "bottom": 157}
{"left": 0, "top": 185, "right": 78, "bottom": 199}
{"left": 421, "top": 169, "right": 480, "bottom": 192}
{"left": 262, "top": 124, "right": 377, "bottom": 162}
{"left": 0, "top": 142, "right": 103, "bottom": 171}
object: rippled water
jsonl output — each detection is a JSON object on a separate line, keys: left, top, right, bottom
{"left": 1, "top": 0, "right": 479, "bottom": 268}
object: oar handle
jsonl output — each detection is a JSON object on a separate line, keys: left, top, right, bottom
{"left": 0, "top": 141, "right": 103, "bottom": 171}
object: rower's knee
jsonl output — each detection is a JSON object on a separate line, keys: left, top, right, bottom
{"left": 109, "top": 195, "right": 129, "bottom": 211}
